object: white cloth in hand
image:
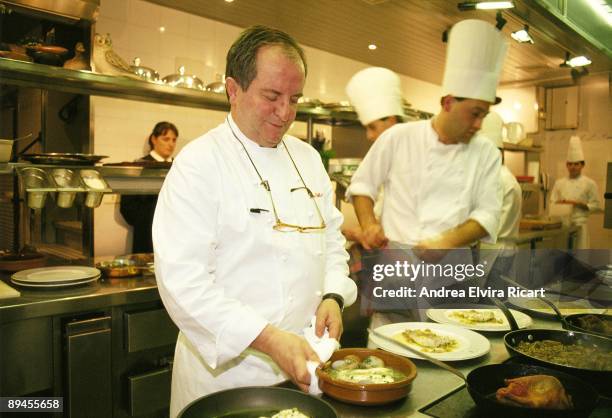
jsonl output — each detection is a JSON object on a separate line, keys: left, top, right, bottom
{"left": 303, "top": 316, "right": 340, "bottom": 394}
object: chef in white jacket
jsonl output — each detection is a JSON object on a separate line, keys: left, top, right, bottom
{"left": 342, "top": 67, "right": 405, "bottom": 243}
{"left": 153, "top": 26, "right": 357, "bottom": 417}
{"left": 347, "top": 19, "right": 505, "bottom": 253}
{"left": 550, "top": 136, "right": 602, "bottom": 249}
{"left": 479, "top": 111, "right": 522, "bottom": 288}
{"left": 347, "top": 19, "right": 505, "bottom": 328}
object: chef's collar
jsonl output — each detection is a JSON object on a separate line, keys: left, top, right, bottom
{"left": 149, "top": 150, "right": 172, "bottom": 162}
{"left": 227, "top": 114, "right": 284, "bottom": 152}
{"left": 428, "top": 119, "right": 466, "bottom": 148}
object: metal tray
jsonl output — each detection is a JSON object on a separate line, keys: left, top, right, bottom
{"left": 21, "top": 153, "right": 108, "bottom": 165}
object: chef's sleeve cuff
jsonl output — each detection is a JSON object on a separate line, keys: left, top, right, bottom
{"left": 324, "top": 272, "right": 357, "bottom": 308}
{"left": 345, "top": 183, "right": 377, "bottom": 203}
{"left": 214, "top": 307, "right": 269, "bottom": 367}
{"left": 469, "top": 211, "right": 498, "bottom": 244}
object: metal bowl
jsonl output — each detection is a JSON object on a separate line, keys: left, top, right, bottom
{"left": 205, "top": 80, "right": 225, "bottom": 94}
{"left": 96, "top": 259, "right": 140, "bottom": 277}
{"left": 162, "top": 66, "right": 204, "bottom": 90}
{"left": 130, "top": 57, "right": 160, "bottom": 82}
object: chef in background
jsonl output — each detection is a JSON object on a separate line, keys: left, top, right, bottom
{"left": 342, "top": 67, "right": 405, "bottom": 244}
{"left": 120, "top": 121, "right": 178, "bottom": 253}
{"left": 549, "top": 136, "right": 602, "bottom": 249}
{"left": 152, "top": 26, "right": 356, "bottom": 416}
{"left": 346, "top": 19, "right": 505, "bottom": 327}
{"left": 479, "top": 111, "right": 522, "bottom": 289}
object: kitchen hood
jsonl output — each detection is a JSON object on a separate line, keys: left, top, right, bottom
{"left": 2, "top": 0, "right": 99, "bottom": 23}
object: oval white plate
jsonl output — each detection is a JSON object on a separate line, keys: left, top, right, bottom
{"left": 426, "top": 308, "right": 532, "bottom": 331}
{"left": 12, "top": 266, "right": 101, "bottom": 284}
{"left": 11, "top": 275, "right": 100, "bottom": 288}
{"left": 369, "top": 322, "right": 490, "bottom": 361}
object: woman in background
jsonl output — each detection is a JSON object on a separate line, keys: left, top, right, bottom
{"left": 120, "top": 121, "right": 178, "bottom": 253}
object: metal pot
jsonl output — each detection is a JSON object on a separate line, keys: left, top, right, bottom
{"left": 162, "top": 66, "right": 204, "bottom": 90}
{"left": 205, "top": 80, "right": 225, "bottom": 94}
{"left": 130, "top": 57, "right": 160, "bottom": 82}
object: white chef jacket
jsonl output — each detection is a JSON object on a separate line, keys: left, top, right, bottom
{"left": 346, "top": 120, "right": 502, "bottom": 246}
{"left": 153, "top": 115, "right": 357, "bottom": 417}
{"left": 481, "top": 166, "right": 521, "bottom": 252}
{"left": 549, "top": 175, "right": 602, "bottom": 249}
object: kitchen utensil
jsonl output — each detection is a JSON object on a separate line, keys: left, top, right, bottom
{"left": 205, "top": 78, "right": 225, "bottom": 94}
{"left": 20, "top": 167, "right": 52, "bottom": 208}
{"left": 20, "top": 153, "right": 108, "bottom": 165}
{"left": 315, "top": 347, "right": 417, "bottom": 405}
{"left": 177, "top": 386, "right": 338, "bottom": 418}
{"left": 0, "top": 251, "right": 47, "bottom": 272}
{"left": 96, "top": 259, "right": 145, "bottom": 277}
{"left": 504, "top": 122, "right": 525, "bottom": 144}
{"left": 80, "top": 169, "right": 110, "bottom": 208}
{"left": 162, "top": 66, "right": 204, "bottom": 90}
{"left": 51, "top": 168, "right": 83, "bottom": 208}
{"left": 25, "top": 44, "right": 69, "bottom": 66}
{"left": 130, "top": 57, "right": 160, "bottom": 82}
{"left": 369, "top": 328, "right": 599, "bottom": 417}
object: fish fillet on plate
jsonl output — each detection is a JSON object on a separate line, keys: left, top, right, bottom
{"left": 426, "top": 307, "right": 533, "bottom": 331}
{"left": 369, "top": 322, "right": 490, "bottom": 361}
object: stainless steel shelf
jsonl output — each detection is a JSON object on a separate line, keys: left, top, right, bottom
{"left": 502, "top": 142, "right": 544, "bottom": 152}
{"left": 0, "top": 58, "right": 343, "bottom": 120}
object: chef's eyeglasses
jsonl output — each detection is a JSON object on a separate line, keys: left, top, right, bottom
{"left": 227, "top": 119, "right": 326, "bottom": 233}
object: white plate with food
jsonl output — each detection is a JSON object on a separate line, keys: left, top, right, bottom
{"left": 507, "top": 296, "right": 607, "bottom": 318}
{"left": 426, "top": 307, "right": 532, "bottom": 331}
{"left": 369, "top": 322, "right": 490, "bottom": 361}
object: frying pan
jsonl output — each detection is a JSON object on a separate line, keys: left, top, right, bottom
{"left": 368, "top": 329, "right": 599, "bottom": 417}
{"left": 503, "top": 328, "right": 612, "bottom": 396}
{"left": 563, "top": 313, "right": 612, "bottom": 338}
{"left": 177, "top": 386, "right": 337, "bottom": 418}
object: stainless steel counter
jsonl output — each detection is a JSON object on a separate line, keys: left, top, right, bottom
{"left": 0, "top": 274, "right": 160, "bottom": 323}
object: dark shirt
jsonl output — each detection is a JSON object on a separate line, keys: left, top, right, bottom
{"left": 119, "top": 154, "right": 158, "bottom": 253}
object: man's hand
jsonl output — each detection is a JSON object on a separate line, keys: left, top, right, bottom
{"left": 360, "top": 222, "right": 388, "bottom": 250}
{"left": 315, "top": 298, "right": 343, "bottom": 340}
{"left": 558, "top": 199, "right": 588, "bottom": 210}
{"left": 251, "top": 325, "right": 320, "bottom": 392}
{"left": 413, "top": 238, "right": 449, "bottom": 263}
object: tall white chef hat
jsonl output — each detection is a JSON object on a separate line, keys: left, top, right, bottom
{"left": 567, "top": 135, "right": 584, "bottom": 162}
{"left": 480, "top": 111, "right": 504, "bottom": 148}
{"left": 442, "top": 19, "right": 508, "bottom": 104}
{"left": 346, "top": 67, "right": 405, "bottom": 125}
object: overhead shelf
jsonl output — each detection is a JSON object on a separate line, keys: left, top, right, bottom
{"left": 502, "top": 142, "right": 543, "bottom": 153}
{"left": 0, "top": 58, "right": 432, "bottom": 124}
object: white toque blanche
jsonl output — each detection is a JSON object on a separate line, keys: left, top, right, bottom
{"left": 346, "top": 67, "right": 405, "bottom": 125}
{"left": 480, "top": 111, "right": 504, "bottom": 148}
{"left": 441, "top": 19, "right": 508, "bottom": 104}
{"left": 567, "top": 135, "right": 585, "bottom": 162}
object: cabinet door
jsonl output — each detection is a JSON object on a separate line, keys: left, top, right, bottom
{"left": 546, "top": 86, "right": 578, "bottom": 130}
{"left": 65, "top": 316, "right": 112, "bottom": 418}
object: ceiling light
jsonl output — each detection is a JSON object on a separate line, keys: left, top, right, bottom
{"left": 368, "top": 44, "right": 377, "bottom": 50}
{"left": 511, "top": 25, "right": 534, "bottom": 43}
{"left": 224, "top": 0, "right": 235, "bottom": 3}
{"left": 159, "top": 26, "right": 166, "bottom": 33}
{"left": 566, "top": 56, "right": 592, "bottom": 67}
{"left": 586, "top": 0, "right": 612, "bottom": 25}
{"left": 457, "top": 1, "right": 515, "bottom": 11}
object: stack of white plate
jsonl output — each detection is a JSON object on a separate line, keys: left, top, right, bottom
{"left": 11, "top": 266, "right": 101, "bottom": 288}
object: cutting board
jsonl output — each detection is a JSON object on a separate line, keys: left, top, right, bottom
{"left": 519, "top": 219, "right": 562, "bottom": 230}
{"left": 0, "top": 280, "right": 20, "bottom": 299}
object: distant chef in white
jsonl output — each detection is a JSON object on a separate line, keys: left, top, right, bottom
{"left": 152, "top": 25, "right": 356, "bottom": 417}
{"left": 346, "top": 19, "right": 505, "bottom": 254}
{"left": 342, "top": 67, "right": 405, "bottom": 244}
{"left": 550, "top": 136, "right": 602, "bottom": 249}
{"left": 478, "top": 111, "right": 522, "bottom": 286}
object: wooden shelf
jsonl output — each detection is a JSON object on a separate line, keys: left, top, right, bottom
{"left": 502, "top": 142, "right": 543, "bottom": 152}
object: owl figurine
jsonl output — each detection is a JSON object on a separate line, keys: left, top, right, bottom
{"left": 92, "top": 33, "right": 136, "bottom": 77}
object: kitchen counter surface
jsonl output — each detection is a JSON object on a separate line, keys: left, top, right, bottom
{"left": 0, "top": 273, "right": 160, "bottom": 323}
{"left": 517, "top": 225, "right": 579, "bottom": 244}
